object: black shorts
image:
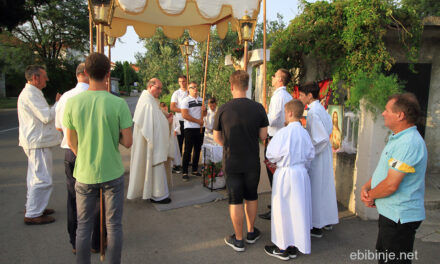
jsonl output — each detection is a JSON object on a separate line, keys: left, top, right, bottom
{"left": 226, "top": 169, "right": 260, "bottom": 204}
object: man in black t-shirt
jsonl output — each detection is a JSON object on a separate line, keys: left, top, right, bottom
{"left": 213, "top": 70, "right": 269, "bottom": 252}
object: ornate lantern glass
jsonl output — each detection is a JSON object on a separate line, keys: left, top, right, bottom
{"left": 88, "top": 0, "right": 116, "bottom": 26}
{"left": 237, "top": 15, "right": 257, "bottom": 43}
{"left": 180, "top": 40, "right": 194, "bottom": 57}
{"left": 106, "top": 35, "right": 116, "bottom": 47}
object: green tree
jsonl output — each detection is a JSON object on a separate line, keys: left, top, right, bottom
{"left": 401, "top": 0, "right": 440, "bottom": 18}
{"left": 0, "top": 0, "right": 44, "bottom": 32}
{"left": 270, "top": 0, "right": 422, "bottom": 110}
{"left": 7, "top": 0, "right": 90, "bottom": 101}
{"left": 136, "top": 28, "right": 184, "bottom": 95}
{"left": 111, "top": 61, "right": 139, "bottom": 94}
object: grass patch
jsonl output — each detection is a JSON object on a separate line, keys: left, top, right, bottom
{"left": 0, "top": 97, "right": 17, "bottom": 109}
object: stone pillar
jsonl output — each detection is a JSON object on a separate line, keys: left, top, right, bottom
{"left": 350, "top": 101, "right": 390, "bottom": 220}
{"left": 424, "top": 52, "right": 440, "bottom": 176}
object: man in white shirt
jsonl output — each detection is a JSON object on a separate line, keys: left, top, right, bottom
{"left": 260, "top": 68, "right": 293, "bottom": 220}
{"left": 18, "top": 65, "right": 61, "bottom": 225}
{"left": 55, "top": 63, "right": 100, "bottom": 253}
{"left": 181, "top": 82, "right": 206, "bottom": 181}
{"left": 170, "top": 76, "right": 188, "bottom": 171}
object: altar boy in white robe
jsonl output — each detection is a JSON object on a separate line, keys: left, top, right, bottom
{"left": 127, "top": 78, "right": 174, "bottom": 204}
{"left": 264, "top": 99, "right": 315, "bottom": 260}
{"left": 298, "top": 82, "right": 339, "bottom": 238}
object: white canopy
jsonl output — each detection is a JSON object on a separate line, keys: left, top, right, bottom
{"left": 106, "top": 0, "right": 261, "bottom": 42}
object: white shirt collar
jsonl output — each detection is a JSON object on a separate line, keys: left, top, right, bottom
{"left": 76, "top": 82, "right": 89, "bottom": 91}
{"left": 273, "top": 86, "right": 287, "bottom": 94}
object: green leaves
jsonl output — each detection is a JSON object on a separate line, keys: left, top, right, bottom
{"left": 270, "top": 0, "right": 422, "bottom": 110}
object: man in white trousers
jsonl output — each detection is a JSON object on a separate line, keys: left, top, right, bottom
{"left": 18, "top": 65, "right": 61, "bottom": 225}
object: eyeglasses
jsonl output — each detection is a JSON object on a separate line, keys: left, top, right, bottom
{"left": 188, "top": 86, "right": 197, "bottom": 89}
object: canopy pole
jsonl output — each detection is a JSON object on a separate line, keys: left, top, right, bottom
{"left": 263, "top": 0, "right": 267, "bottom": 111}
{"left": 201, "top": 30, "right": 211, "bottom": 133}
{"left": 243, "top": 40, "right": 248, "bottom": 72}
{"left": 108, "top": 45, "right": 111, "bottom": 92}
{"left": 89, "top": 9, "right": 93, "bottom": 53}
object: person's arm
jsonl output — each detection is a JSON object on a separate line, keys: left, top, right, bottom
{"left": 119, "top": 127, "right": 133, "bottom": 148}
{"left": 368, "top": 169, "right": 405, "bottom": 200}
{"left": 182, "top": 109, "right": 203, "bottom": 126}
{"left": 213, "top": 130, "right": 223, "bottom": 146}
{"left": 66, "top": 128, "right": 78, "bottom": 155}
{"left": 259, "top": 126, "right": 268, "bottom": 142}
{"left": 170, "top": 102, "right": 181, "bottom": 113}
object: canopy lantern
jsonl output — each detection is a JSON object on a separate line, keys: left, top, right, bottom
{"left": 237, "top": 15, "right": 257, "bottom": 44}
{"left": 88, "top": 0, "right": 116, "bottom": 26}
{"left": 179, "top": 40, "right": 194, "bottom": 57}
{"left": 106, "top": 35, "right": 116, "bottom": 47}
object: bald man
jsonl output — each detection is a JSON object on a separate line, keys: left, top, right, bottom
{"left": 127, "top": 78, "right": 174, "bottom": 204}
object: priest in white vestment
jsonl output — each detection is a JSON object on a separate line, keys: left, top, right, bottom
{"left": 299, "top": 82, "right": 339, "bottom": 238}
{"left": 127, "top": 78, "right": 174, "bottom": 204}
{"left": 264, "top": 100, "right": 315, "bottom": 259}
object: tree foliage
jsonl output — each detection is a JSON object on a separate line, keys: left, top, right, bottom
{"left": 0, "top": 0, "right": 44, "bottom": 32}
{"left": 136, "top": 29, "right": 183, "bottom": 95}
{"left": 401, "top": 0, "right": 440, "bottom": 18}
{"left": 270, "top": 0, "right": 422, "bottom": 110}
{"left": 111, "top": 61, "right": 139, "bottom": 93}
{"left": 3, "top": 0, "right": 90, "bottom": 101}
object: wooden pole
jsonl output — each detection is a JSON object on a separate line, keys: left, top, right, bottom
{"left": 96, "top": 24, "right": 105, "bottom": 54}
{"left": 263, "top": 0, "right": 267, "bottom": 111}
{"left": 89, "top": 14, "right": 94, "bottom": 53}
{"left": 108, "top": 45, "right": 111, "bottom": 92}
{"left": 201, "top": 31, "right": 211, "bottom": 133}
{"left": 185, "top": 55, "right": 190, "bottom": 83}
{"left": 100, "top": 189, "right": 105, "bottom": 262}
{"left": 243, "top": 40, "right": 248, "bottom": 72}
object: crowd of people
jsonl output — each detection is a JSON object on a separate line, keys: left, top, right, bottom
{"left": 17, "top": 52, "right": 427, "bottom": 264}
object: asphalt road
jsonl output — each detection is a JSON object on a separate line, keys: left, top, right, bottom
{"left": 0, "top": 98, "right": 439, "bottom": 264}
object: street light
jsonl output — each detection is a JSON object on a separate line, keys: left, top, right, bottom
{"left": 237, "top": 15, "right": 256, "bottom": 71}
{"left": 88, "top": 0, "right": 115, "bottom": 53}
{"left": 180, "top": 40, "right": 194, "bottom": 82}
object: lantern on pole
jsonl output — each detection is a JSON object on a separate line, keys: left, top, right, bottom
{"left": 179, "top": 40, "right": 194, "bottom": 82}
{"left": 236, "top": 15, "right": 256, "bottom": 71}
{"left": 105, "top": 34, "right": 117, "bottom": 92}
{"left": 88, "top": 0, "right": 115, "bottom": 53}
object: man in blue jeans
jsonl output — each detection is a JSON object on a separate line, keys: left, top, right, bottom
{"left": 64, "top": 53, "right": 133, "bottom": 264}
{"left": 361, "top": 93, "right": 427, "bottom": 264}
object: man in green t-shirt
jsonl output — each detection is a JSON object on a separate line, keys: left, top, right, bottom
{"left": 64, "top": 53, "right": 133, "bottom": 264}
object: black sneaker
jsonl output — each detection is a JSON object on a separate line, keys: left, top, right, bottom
{"left": 182, "top": 174, "right": 189, "bottom": 182}
{"left": 224, "top": 234, "right": 245, "bottom": 252}
{"left": 323, "top": 224, "right": 333, "bottom": 231}
{"left": 246, "top": 227, "right": 261, "bottom": 244}
{"left": 172, "top": 166, "right": 182, "bottom": 173}
{"left": 191, "top": 172, "right": 202, "bottom": 177}
{"left": 150, "top": 197, "right": 172, "bottom": 204}
{"left": 258, "top": 211, "right": 271, "bottom": 220}
{"left": 286, "top": 246, "right": 297, "bottom": 259}
{"left": 264, "top": 245, "right": 289, "bottom": 261}
{"left": 311, "top": 227, "right": 323, "bottom": 238}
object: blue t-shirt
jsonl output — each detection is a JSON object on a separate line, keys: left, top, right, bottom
{"left": 371, "top": 126, "right": 427, "bottom": 223}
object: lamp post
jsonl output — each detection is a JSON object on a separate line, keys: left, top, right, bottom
{"left": 106, "top": 34, "right": 116, "bottom": 92}
{"left": 180, "top": 40, "right": 194, "bottom": 83}
{"left": 88, "top": 0, "right": 115, "bottom": 54}
{"left": 237, "top": 15, "right": 256, "bottom": 71}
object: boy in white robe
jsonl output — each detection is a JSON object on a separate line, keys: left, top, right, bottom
{"left": 298, "top": 82, "right": 339, "bottom": 238}
{"left": 264, "top": 99, "right": 315, "bottom": 260}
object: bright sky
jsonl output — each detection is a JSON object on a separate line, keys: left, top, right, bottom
{"left": 111, "top": 0, "right": 303, "bottom": 63}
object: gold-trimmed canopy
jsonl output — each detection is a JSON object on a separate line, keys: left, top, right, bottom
{"left": 104, "top": 0, "right": 261, "bottom": 42}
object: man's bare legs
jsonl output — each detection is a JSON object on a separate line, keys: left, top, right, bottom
{"left": 245, "top": 200, "right": 258, "bottom": 233}
{"left": 229, "top": 200, "right": 258, "bottom": 240}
